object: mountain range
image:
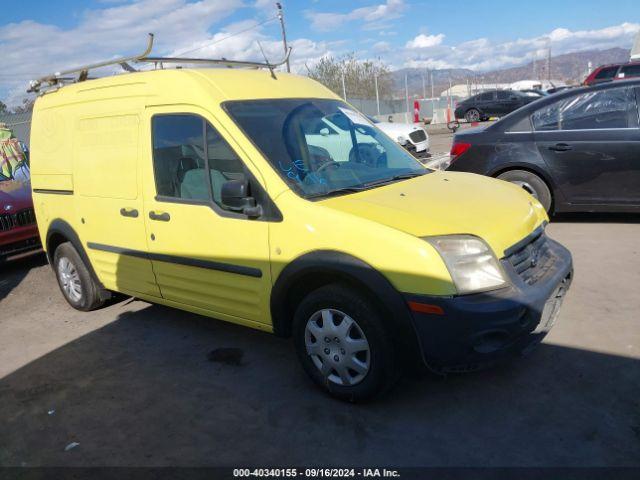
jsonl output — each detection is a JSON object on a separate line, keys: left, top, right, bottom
{"left": 391, "top": 47, "right": 632, "bottom": 97}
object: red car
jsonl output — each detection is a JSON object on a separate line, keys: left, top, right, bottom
{"left": 0, "top": 176, "right": 40, "bottom": 262}
{"left": 0, "top": 139, "right": 41, "bottom": 262}
{"left": 583, "top": 61, "right": 640, "bottom": 86}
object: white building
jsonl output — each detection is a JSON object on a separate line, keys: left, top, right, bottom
{"left": 631, "top": 31, "right": 640, "bottom": 61}
{"left": 510, "top": 79, "right": 566, "bottom": 91}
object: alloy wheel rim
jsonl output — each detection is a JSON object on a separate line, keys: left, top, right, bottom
{"left": 58, "top": 257, "right": 82, "bottom": 302}
{"left": 511, "top": 180, "right": 539, "bottom": 200}
{"left": 304, "top": 308, "right": 370, "bottom": 386}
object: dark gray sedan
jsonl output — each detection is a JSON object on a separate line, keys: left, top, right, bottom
{"left": 447, "top": 79, "right": 640, "bottom": 214}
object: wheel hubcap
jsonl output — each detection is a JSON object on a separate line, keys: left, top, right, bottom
{"left": 58, "top": 257, "right": 82, "bottom": 302}
{"left": 511, "top": 180, "right": 539, "bottom": 200}
{"left": 304, "top": 309, "right": 370, "bottom": 386}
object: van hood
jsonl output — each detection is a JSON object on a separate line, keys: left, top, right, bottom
{"left": 320, "top": 170, "right": 546, "bottom": 257}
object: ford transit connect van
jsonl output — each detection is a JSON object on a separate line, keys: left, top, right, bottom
{"left": 30, "top": 66, "right": 572, "bottom": 401}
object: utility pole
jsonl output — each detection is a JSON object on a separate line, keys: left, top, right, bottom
{"left": 276, "top": 3, "right": 290, "bottom": 73}
{"left": 547, "top": 44, "right": 552, "bottom": 81}
{"left": 430, "top": 71, "right": 434, "bottom": 99}
{"left": 422, "top": 73, "right": 426, "bottom": 99}
{"left": 404, "top": 74, "right": 410, "bottom": 123}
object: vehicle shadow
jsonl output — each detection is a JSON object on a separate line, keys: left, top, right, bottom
{"left": 0, "top": 252, "right": 47, "bottom": 302}
{"left": 0, "top": 300, "right": 638, "bottom": 467}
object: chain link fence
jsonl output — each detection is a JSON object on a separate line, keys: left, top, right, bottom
{"left": 0, "top": 111, "right": 32, "bottom": 147}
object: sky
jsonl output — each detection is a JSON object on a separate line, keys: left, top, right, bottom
{"left": 1, "top": 0, "right": 639, "bottom": 106}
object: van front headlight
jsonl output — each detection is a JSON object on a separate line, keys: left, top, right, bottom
{"left": 425, "top": 235, "right": 508, "bottom": 295}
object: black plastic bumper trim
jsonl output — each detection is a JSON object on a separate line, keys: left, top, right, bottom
{"left": 86, "top": 242, "right": 262, "bottom": 278}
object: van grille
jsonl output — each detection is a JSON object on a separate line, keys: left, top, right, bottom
{"left": 0, "top": 208, "right": 36, "bottom": 232}
{"left": 408, "top": 129, "right": 427, "bottom": 143}
{"left": 505, "top": 231, "right": 554, "bottom": 285}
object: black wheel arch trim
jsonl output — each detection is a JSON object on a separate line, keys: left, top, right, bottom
{"left": 45, "top": 219, "right": 108, "bottom": 295}
{"left": 270, "top": 250, "right": 425, "bottom": 366}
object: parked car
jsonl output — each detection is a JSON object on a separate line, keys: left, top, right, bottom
{"left": 447, "top": 79, "right": 640, "bottom": 214}
{"left": 0, "top": 126, "right": 40, "bottom": 262}
{"left": 454, "top": 90, "right": 539, "bottom": 122}
{"left": 583, "top": 61, "right": 640, "bottom": 86}
{"left": 368, "top": 116, "right": 430, "bottom": 158}
{"left": 31, "top": 64, "right": 572, "bottom": 401}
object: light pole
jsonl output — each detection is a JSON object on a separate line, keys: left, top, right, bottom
{"left": 276, "top": 3, "right": 290, "bottom": 73}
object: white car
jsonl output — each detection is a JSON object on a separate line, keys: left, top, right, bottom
{"left": 369, "top": 117, "right": 430, "bottom": 157}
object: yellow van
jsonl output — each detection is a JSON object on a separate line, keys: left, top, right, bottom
{"left": 30, "top": 51, "right": 572, "bottom": 401}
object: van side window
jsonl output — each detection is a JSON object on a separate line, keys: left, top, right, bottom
{"left": 152, "top": 114, "right": 246, "bottom": 210}
{"left": 152, "top": 115, "right": 208, "bottom": 200}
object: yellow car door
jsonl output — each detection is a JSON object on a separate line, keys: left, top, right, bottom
{"left": 140, "top": 106, "right": 272, "bottom": 329}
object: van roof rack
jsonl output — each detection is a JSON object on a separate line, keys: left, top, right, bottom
{"left": 27, "top": 33, "right": 292, "bottom": 93}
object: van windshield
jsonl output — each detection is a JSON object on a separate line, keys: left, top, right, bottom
{"left": 224, "top": 99, "right": 428, "bottom": 198}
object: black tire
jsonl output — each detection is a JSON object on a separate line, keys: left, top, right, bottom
{"left": 292, "top": 283, "right": 398, "bottom": 402}
{"left": 497, "top": 169, "right": 553, "bottom": 213}
{"left": 53, "top": 242, "right": 105, "bottom": 311}
{"left": 465, "top": 108, "right": 481, "bottom": 123}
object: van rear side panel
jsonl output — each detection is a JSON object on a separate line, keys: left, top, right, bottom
{"left": 31, "top": 86, "right": 161, "bottom": 298}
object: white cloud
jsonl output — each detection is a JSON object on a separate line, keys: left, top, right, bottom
{"left": 401, "top": 22, "right": 640, "bottom": 71}
{"left": 0, "top": 0, "right": 332, "bottom": 106}
{"left": 372, "top": 41, "right": 391, "bottom": 53}
{"left": 405, "top": 33, "right": 445, "bottom": 49}
{"left": 306, "top": 0, "right": 405, "bottom": 32}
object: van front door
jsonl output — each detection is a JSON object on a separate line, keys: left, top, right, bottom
{"left": 141, "top": 107, "right": 272, "bottom": 328}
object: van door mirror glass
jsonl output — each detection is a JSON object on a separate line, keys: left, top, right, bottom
{"left": 221, "top": 178, "right": 262, "bottom": 217}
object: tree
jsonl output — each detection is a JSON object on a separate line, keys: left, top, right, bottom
{"left": 0, "top": 100, "right": 7, "bottom": 114}
{"left": 307, "top": 53, "right": 392, "bottom": 100}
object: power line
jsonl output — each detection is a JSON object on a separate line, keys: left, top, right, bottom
{"left": 173, "top": 16, "right": 279, "bottom": 57}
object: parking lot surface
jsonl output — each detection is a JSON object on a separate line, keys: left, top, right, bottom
{"left": 1, "top": 217, "right": 639, "bottom": 467}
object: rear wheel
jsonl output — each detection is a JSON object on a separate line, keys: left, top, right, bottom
{"left": 465, "top": 108, "right": 481, "bottom": 122}
{"left": 497, "top": 169, "right": 552, "bottom": 213}
{"left": 53, "top": 242, "right": 105, "bottom": 311}
{"left": 292, "top": 284, "right": 398, "bottom": 402}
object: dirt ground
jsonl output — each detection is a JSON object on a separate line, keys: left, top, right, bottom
{"left": 1, "top": 214, "right": 639, "bottom": 467}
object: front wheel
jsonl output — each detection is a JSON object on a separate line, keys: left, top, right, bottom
{"left": 465, "top": 108, "right": 481, "bottom": 123}
{"left": 53, "top": 242, "right": 105, "bottom": 311}
{"left": 497, "top": 170, "right": 553, "bottom": 213}
{"left": 292, "top": 284, "right": 398, "bottom": 402}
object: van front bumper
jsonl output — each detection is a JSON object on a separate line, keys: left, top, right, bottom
{"left": 404, "top": 237, "right": 573, "bottom": 372}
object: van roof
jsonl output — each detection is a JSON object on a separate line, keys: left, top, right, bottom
{"left": 34, "top": 68, "right": 337, "bottom": 108}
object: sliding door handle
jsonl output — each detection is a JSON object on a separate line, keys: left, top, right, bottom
{"left": 120, "top": 208, "right": 139, "bottom": 218}
{"left": 149, "top": 211, "right": 171, "bottom": 222}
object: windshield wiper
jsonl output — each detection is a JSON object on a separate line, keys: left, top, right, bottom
{"left": 307, "top": 186, "right": 367, "bottom": 199}
{"left": 363, "top": 171, "right": 426, "bottom": 188}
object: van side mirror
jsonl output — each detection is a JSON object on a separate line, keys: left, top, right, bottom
{"left": 221, "top": 178, "right": 262, "bottom": 218}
